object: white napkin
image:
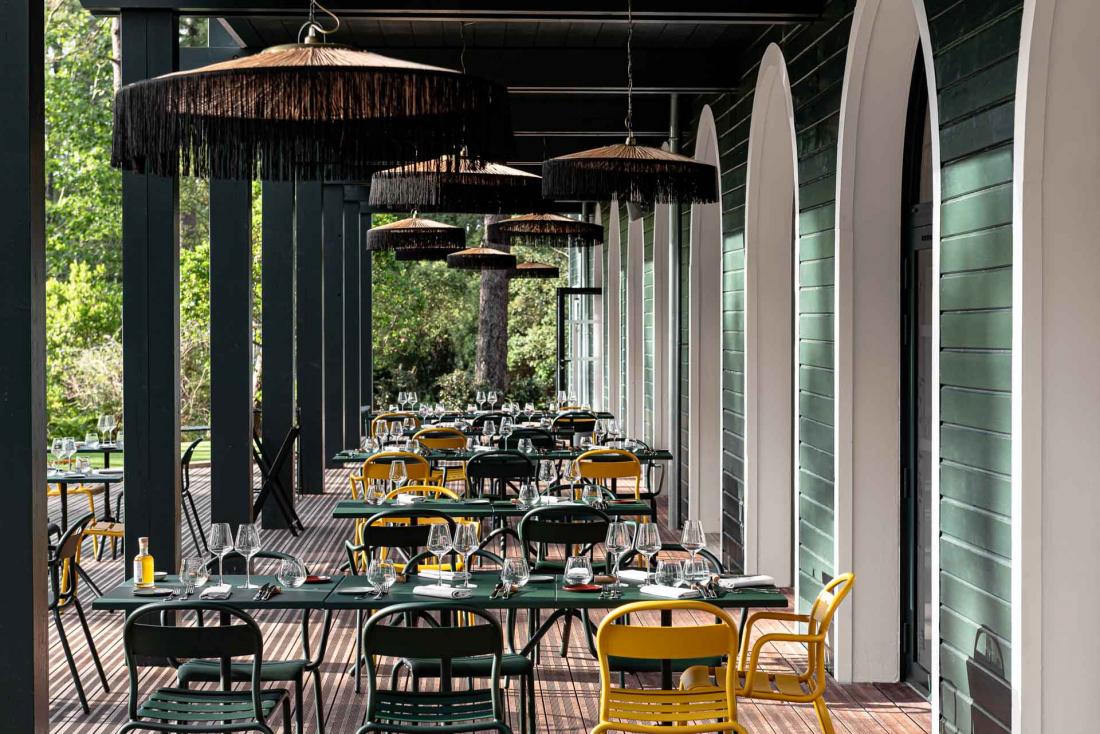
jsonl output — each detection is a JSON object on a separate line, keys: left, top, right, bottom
{"left": 717, "top": 574, "right": 775, "bottom": 590}
{"left": 640, "top": 585, "right": 701, "bottom": 599}
{"left": 395, "top": 493, "right": 424, "bottom": 505}
{"left": 617, "top": 569, "right": 649, "bottom": 585}
{"left": 199, "top": 583, "right": 232, "bottom": 600}
{"left": 413, "top": 585, "right": 473, "bottom": 599}
{"left": 417, "top": 569, "right": 458, "bottom": 581}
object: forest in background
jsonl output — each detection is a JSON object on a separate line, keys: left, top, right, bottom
{"left": 45, "top": 2, "right": 564, "bottom": 437}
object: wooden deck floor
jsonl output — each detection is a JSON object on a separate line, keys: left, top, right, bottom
{"left": 46, "top": 466, "right": 930, "bottom": 733}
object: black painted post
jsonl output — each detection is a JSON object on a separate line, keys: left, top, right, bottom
{"left": 209, "top": 179, "right": 254, "bottom": 525}
{"left": 360, "top": 208, "right": 373, "bottom": 427}
{"left": 343, "top": 199, "right": 361, "bottom": 448}
{"left": 322, "top": 185, "right": 344, "bottom": 465}
{"left": 120, "top": 10, "right": 181, "bottom": 575}
{"left": 296, "top": 181, "right": 325, "bottom": 494}
{"left": 0, "top": 0, "right": 47, "bottom": 725}
{"left": 261, "top": 181, "right": 296, "bottom": 527}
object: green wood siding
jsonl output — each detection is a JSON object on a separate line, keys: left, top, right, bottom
{"left": 678, "top": 195, "right": 693, "bottom": 526}
{"left": 927, "top": 2, "right": 1020, "bottom": 730}
{"left": 619, "top": 202, "right": 629, "bottom": 417}
{"left": 643, "top": 213, "right": 655, "bottom": 444}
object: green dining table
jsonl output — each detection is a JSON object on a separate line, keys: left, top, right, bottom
{"left": 331, "top": 497, "right": 654, "bottom": 521}
{"left": 332, "top": 447, "right": 674, "bottom": 464}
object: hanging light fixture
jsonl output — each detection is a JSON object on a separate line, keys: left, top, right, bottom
{"left": 366, "top": 216, "right": 466, "bottom": 259}
{"left": 540, "top": 0, "right": 718, "bottom": 204}
{"left": 446, "top": 246, "right": 517, "bottom": 270}
{"left": 369, "top": 156, "right": 548, "bottom": 214}
{"left": 487, "top": 212, "right": 604, "bottom": 248}
{"left": 110, "top": 0, "right": 512, "bottom": 180}
{"left": 509, "top": 261, "right": 561, "bottom": 279}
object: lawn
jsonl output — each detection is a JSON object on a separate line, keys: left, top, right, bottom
{"left": 68, "top": 440, "right": 211, "bottom": 470}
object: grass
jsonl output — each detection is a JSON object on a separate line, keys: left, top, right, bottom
{"left": 66, "top": 440, "right": 211, "bottom": 470}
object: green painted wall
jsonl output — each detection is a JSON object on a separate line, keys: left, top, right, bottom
{"left": 643, "top": 212, "right": 655, "bottom": 444}
{"left": 619, "top": 202, "right": 629, "bottom": 418}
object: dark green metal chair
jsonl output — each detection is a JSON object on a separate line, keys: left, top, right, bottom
{"left": 119, "top": 601, "right": 291, "bottom": 733}
{"left": 357, "top": 602, "right": 513, "bottom": 734}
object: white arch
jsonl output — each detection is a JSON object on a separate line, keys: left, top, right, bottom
{"left": 835, "top": 0, "right": 935, "bottom": 685}
{"left": 744, "top": 43, "right": 797, "bottom": 587}
{"left": 1014, "top": 1, "right": 1100, "bottom": 730}
{"left": 604, "top": 203, "right": 621, "bottom": 415}
{"left": 687, "top": 106, "right": 723, "bottom": 530}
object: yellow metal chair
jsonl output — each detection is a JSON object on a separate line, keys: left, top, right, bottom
{"left": 592, "top": 600, "right": 748, "bottom": 734}
{"left": 680, "top": 573, "right": 856, "bottom": 734}
{"left": 349, "top": 450, "right": 434, "bottom": 499}
{"left": 369, "top": 411, "right": 421, "bottom": 437}
{"left": 413, "top": 426, "right": 468, "bottom": 485}
{"left": 575, "top": 448, "right": 644, "bottom": 499}
{"left": 47, "top": 482, "right": 105, "bottom": 519}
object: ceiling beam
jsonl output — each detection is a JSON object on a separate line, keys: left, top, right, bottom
{"left": 84, "top": 0, "right": 824, "bottom": 22}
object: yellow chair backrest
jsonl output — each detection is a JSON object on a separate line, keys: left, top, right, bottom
{"left": 593, "top": 600, "right": 746, "bottom": 734}
{"left": 370, "top": 412, "right": 421, "bottom": 436}
{"left": 384, "top": 484, "right": 461, "bottom": 501}
{"left": 360, "top": 451, "right": 432, "bottom": 482}
{"left": 575, "top": 449, "right": 643, "bottom": 499}
{"left": 413, "top": 426, "right": 466, "bottom": 450}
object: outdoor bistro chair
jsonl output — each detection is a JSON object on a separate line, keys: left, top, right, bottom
{"left": 369, "top": 412, "right": 421, "bottom": 438}
{"left": 470, "top": 411, "right": 509, "bottom": 429}
{"left": 551, "top": 410, "right": 597, "bottom": 445}
{"left": 357, "top": 603, "right": 514, "bottom": 734}
{"left": 575, "top": 447, "right": 658, "bottom": 521}
{"left": 679, "top": 573, "right": 856, "bottom": 734}
{"left": 412, "top": 426, "right": 468, "bottom": 485}
{"left": 465, "top": 450, "right": 535, "bottom": 501}
{"left": 592, "top": 600, "right": 748, "bottom": 734}
{"left": 118, "top": 601, "right": 292, "bottom": 734}
{"left": 186, "top": 550, "right": 326, "bottom": 734}
{"left": 48, "top": 513, "right": 109, "bottom": 715}
{"left": 349, "top": 451, "right": 434, "bottom": 501}
{"left": 499, "top": 427, "right": 555, "bottom": 451}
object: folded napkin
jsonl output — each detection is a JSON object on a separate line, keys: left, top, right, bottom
{"left": 417, "top": 569, "right": 458, "bottom": 581}
{"left": 640, "top": 585, "right": 702, "bottom": 599}
{"left": 617, "top": 569, "right": 649, "bottom": 585}
{"left": 413, "top": 585, "right": 473, "bottom": 599}
{"left": 395, "top": 493, "right": 424, "bottom": 505}
{"left": 200, "top": 583, "right": 233, "bottom": 600}
{"left": 718, "top": 574, "right": 776, "bottom": 590}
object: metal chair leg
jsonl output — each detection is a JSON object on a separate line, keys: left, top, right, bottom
{"left": 73, "top": 599, "right": 109, "bottom": 692}
{"left": 293, "top": 674, "right": 304, "bottom": 733}
{"left": 312, "top": 668, "right": 326, "bottom": 734}
{"left": 52, "top": 609, "right": 90, "bottom": 714}
{"left": 354, "top": 609, "right": 363, "bottom": 693}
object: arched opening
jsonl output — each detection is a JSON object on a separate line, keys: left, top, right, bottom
{"left": 1015, "top": 1, "right": 1100, "bottom": 729}
{"left": 835, "top": 0, "right": 933, "bottom": 683}
{"left": 687, "top": 106, "right": 723, "bottom": 530}
{"left": 744, "top": 43, "right": 797, "bottom": 587}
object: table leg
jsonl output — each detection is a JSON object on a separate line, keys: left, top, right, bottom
{"left": 660, "top": 609, "right": 673, "bottom": 691}
{"left": 103, "top": 450, "right": 111, "bottom": 469}
{"left": 60, "top": 482, "right": 69, "bottom": 530}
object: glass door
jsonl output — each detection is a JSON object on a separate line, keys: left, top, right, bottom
{"left": 556, "top": 287, "right": 601, "bottom": 406}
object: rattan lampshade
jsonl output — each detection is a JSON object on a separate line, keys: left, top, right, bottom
{"left": 111, "top": 40, "right": 513, "bottom": 180}
{"left": 369, "top": 156, "right": 546, "bottom": 214}
{"left": 446, "top": 246, "right": 517, "bottom": 270}
{"left": 541, "top": 140, "right": 718, "bottom": 204}
{"left": 487, "top": 212, "right": 604, "bottom": 248}
{"left": 509, "top": 261, "right": 561, "bottom": 279}
{"left": 366, "top": 216, "right": 466, "bottom": 252}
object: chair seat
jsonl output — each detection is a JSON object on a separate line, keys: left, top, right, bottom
{"left": 47, "top": 484, "right": 105, "bottom": 497}
{"left": 137, "top": 686, "right": 287, "bottom": 723}
{"left": 177, "top": 659, "right": 308, "bottom": 685}
{"left": 738, "top": 669, "right": 813, "bottom": 698}
{"left": 366, "top": 688, "right": 499, "bottom": 727}
{"left": 609, "top": 655, "right": 725, "bottom": 673}
{"left": 403, "top": 653, "right": 533, "bottom": 678}
{"left": 84, "top": 520, "right": 124, "bottom": 537}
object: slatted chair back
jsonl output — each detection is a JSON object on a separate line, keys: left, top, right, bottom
{"left": 552, "top": 410, "right": 597, "bottom": 435}
{"left": 49, "top": 513, "right": 95, "bottom": 604}
{"left": 517, "top": 505, "right": 611, "bottom": 565}
{"left": 369, "top": 412, "right": 420, "bottom": 437}
{"left": 361, "top": 603, "right": 509, "bottom": 732}
{"left": 413, "top": 426, "right": 467, "bottom": 450}
{"left": 361, "top": 451, "right": 432, "bottom": 482}
{"left": 470, "top": 411, "right": 509, "bottom": 428}
{"left": 122, "top": 601, "right": 267, "bottom": 724}
{"left": 346, "top": 508, "right": 458, "bottom": 573}
{"left": 499, "top": 427, "right": 556, "bottom": 450}
{"left": 593, "top": 600, "right": 746, "bottom": 734}
{"left": 465, "top": 450, "right": 535, "bottom": 500}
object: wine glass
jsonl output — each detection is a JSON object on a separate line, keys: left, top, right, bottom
{"left": 488, "top": 390, "right": 498, "bottom": 410}
{"left": 97, "top": 415, "right": 107, "bottom": 438}
{"left": 563, "top": 555, "right": 593, "bottom": 586}
{"left": 634, "top": 523, "right": 662, "bottom": 583}
{"left": 451, "top": 522, "right": 480, "bottom": 589}
{"left": 410, "top": 391, "right": 419, "bottom": 409}
{"left": 538, "top": 461, "right": 554, "bottom": 489}
{"left": 388, "top": 461, "right": 408, "bottom": 494}
{"left": 388, "top": 421, "right": 403, "bottom": 445}
{"left": 402, "top": 416, "right": 416, "bottom": 434}
{"left": 656, "top": 559, "right": 683, "bottom": 587}
{"left": 208, "top": 523, "right": 233, "bottom": 586}
{"left": 524, "top": 402, "right": 535, "bottom": 419}
{"left": 500, "top": 557, "right": 530, "bottom": 594}
{"left": 397, "top": 391, "right": 408, "bottom": 410}
{"left": 50, "top": 438, "right": 63, "bottom": 471}
{"left": 680, "top": 519, "right": 706, "bottom": 564}
{"left": 62, "top": 437, "right": 77, "bottom": 472}
{"left": 476, "top": 390, "right": 487, "bottom": 411}
{"left": 426, "top": 524, "right": 452, "bottom": 587}
{"left": 557, "top": 390, "right": 568, "bottom": 405}
{"left": 499, "top": 419, "right": 514, "bottom": 447}
{"left": 605, "top": 522, "right": 635, "bottom": 588}
{"left": 276, "top": 557, "right": 308, "bottom": 588}
{"left": 235, "top": 523, "right": 261, "bottom": 589}
{"left": 481, "top": 421, "right": 495, "bottom": 447}
{"left": 104, "top": 415, "right": 117, "bottom": 442}
{"left": 595, "top": 419, "right": 609, "bottom": 444}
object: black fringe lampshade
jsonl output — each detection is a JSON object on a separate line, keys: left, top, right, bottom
{"left": 366, "top": 216, "right": 466, "bottom": 253}
{"left": 510, "top": 261, "right": 561, "bottom": 279}
{"left": 446, "top": 246, "right": 517, "bottom": 270}
{"left": 111, "top": 43, "right": 513, "bottom": 180}
{"left": 369, "top": 156, "right": 546, "bottom": 214}
{"left": 487, "top": 213, "right": 604, "bottom": 248}
{"left": 541, "top": 141, "right": 719, "bottom": 204}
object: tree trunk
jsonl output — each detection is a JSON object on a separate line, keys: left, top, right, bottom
{"left": 475, "top": 214, "right": 509, "bottom": 391}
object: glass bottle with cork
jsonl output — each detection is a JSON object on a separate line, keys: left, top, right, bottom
{"left": 133, "top": 536, "right": 155, "bottom": 588}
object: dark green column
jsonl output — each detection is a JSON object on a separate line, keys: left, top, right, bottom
{"left": 296, "top": 181, "right": 325, "bottom": 493}
{"left": 343, "top": 199, "right": 361, "bottom": 447}
{"left": 360, "top": 208, "right": 373, "bottom": 423}
{"left": 322, "top": 185, "right": 344, "bottom": 465}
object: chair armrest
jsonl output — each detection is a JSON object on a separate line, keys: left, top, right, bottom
{"left": 740, "top": 631, "right": 825, "bottom": 692}
{"left": 738, "top": 612, "right": 810, "bottom": 670}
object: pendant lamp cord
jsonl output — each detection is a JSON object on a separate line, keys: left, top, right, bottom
{"left": 299, "top": 0, "right": 340, "bottom": 42}
{"left": 460, "top": 21, "right": 470, "bottom": 74}
{"left": 624, "top": 0, "right": 635, "bottom": 145}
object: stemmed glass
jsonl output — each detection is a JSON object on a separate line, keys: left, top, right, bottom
{"left": 388, "top": 461, "right": 408, "bottom": 495}
{"left": 50, "top": 438, "right": 63, "bottom": 472}
{"left": 409, "top": 391, "right": 419, "bottom": 409}
{"left": 481, "top": 421, "right": 495, "bottom": 447}
{"left": 208, "top": 523, "right": 233, "bottom": 586}
{"left": 595, "top": 419, "right": 609, "bottom": 445}
{"left": 397, "top": 391, "right": 408, "bottom": 410}
{"left": 426, "top": 524, "right": 453, "bottom": 587}
{"left": 635, "top": 523, "right": 662, "bottom": 583}
{"left": 235, "top": 523, "right": 261, "bottom": 589}
{"left": 680, "top": 519, "right": 706, "bottom": 564}
{"left": 488, "top": 390, "right": 499, "bottom": 410}
{"left": 499, "top": 419, "right": 514, "bottom": 448}
{"left": 104, "top": 415, "right": 117, "bottom": 443}
{"left": 524, "top": 402, "right": 535, "bottom": 420}
{"left": 557, "top": 390, "right": 569, "bottom": 405}
{"left": 97, "top": 415, "right": 108, "bottom": 439}
{"left": 476, "top": 390, "right": 487, "bottom": 411}
{"left": 62, "top": 437, "right": 77, "bottom": 472}
{"left": 451, "top": 522, "right": 480, "bottom": 589}
{"left": 538, "top": 461, "right": 554, "bottom": 490}
{"left": 605, "top": 522, "right": 635, "bottom": 588}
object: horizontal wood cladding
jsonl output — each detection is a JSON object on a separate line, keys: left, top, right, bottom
{"left": 927, "top": 0, "right": 1020, "bottom": 730}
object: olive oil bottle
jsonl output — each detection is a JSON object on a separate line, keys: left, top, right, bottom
{"left": 133, "top": 536, "right": 155, "bottom": 588}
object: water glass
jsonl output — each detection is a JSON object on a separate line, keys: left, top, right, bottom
{"left": 85, "top": 432, "right": 100, "bottom": 449}
{"left": 235, "top": 523, "right": 261, "bottom": 590}
{"left": 180, "top": 557, "right": 208, "bottom": 595}
{"left": 655, "top": 559, "right": 683, "bottom": 588}
{"left": 683, "top": 558, "right": 712, "bottom": 588}
{"left": 276, "top": 557, "right": 308, "bottom": 588}
{"left": 501, "top": 557, "right": 530, "bottom": 592}
{"left": 519, "top": 438, "right": 533, "bottom": 454}
{"left": 366, "top": 481, "right": 386, "bottom": 505}
{"left": 581, "top": 484, "right": 601, "bottom": 506}
{"left": 563, "top": 555, "right": 593, "bottom": 586}
{"left": 367, "top": 559, "right": 397, "bottom": 595}
{"left": 517, "top": 482, "right": 538, "bottom": 509}
{"left": 76, "top": 457, "right": 91, "bottom": 475}
{"left": 680, "top": 520, "right": 706, "bottom": 562}
{"left": 208, "top": 523, "right": 233, "bottom": 585}
{"left": 426, "top": 524, "right": 453, "bottom": 587}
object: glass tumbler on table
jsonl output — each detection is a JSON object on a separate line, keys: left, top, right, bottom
{"left": 655, "top": 559, "right": 683, "bottom": 588}
{"left": 563, "top": 555, "right": 593, "bottom": 586}
{"left": 276, "top": 557, "right": 308, "bottom": 588}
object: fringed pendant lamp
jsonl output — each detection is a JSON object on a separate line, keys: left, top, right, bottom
{"left": 369, "top": 156, "right": 546, "bottom": 214}
{"left": 110, "top": 1, "right": 512, "bottom": 180}
{"left": 487, "top": 212, "right": 604, "bottom": 248}
{"left": 540, "top": 0, "right": 718, "bottom": 204}
{"left": 446, "top": 246, "right": 517, "bottom": 270}
{"left": 509, "top": 261, "right": 561, "bottom": 279}
{"left": 366, "top": 216, "right": 466, "bottom": 261}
